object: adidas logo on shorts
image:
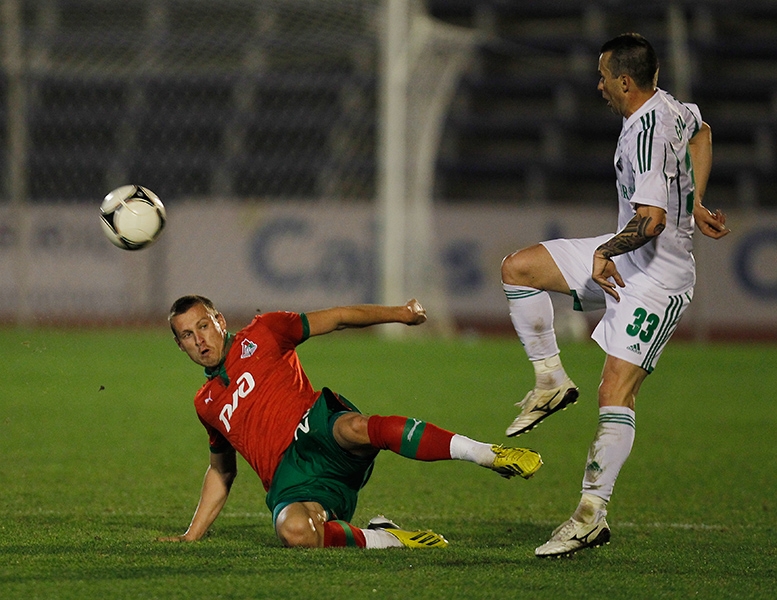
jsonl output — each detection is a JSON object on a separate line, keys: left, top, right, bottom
{"left": 626, "top": 343, "right": 641, "bottom": 354}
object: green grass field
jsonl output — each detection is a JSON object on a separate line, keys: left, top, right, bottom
{"left": 2, "top": 327, "right": 776, "bottom": 599}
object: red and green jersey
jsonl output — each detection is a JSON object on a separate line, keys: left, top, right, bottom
{"left": 193, "top": 311, "right": 317, "bottom": 491}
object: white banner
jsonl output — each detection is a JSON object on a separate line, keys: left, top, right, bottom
{"left": 1, "top": 202, "right": 775, "bottom": 337}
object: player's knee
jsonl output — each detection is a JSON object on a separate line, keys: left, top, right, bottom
{"left": 276, "top": 512, "right": 320, "bottom": 548}
{"left": 501, "top": 248, "right": 535, "bottom": 285}
{"left": 333, "top": 412, "right": 371, "bottom": 449}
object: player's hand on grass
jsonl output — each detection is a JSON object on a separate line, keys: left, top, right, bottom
{"left": 592, "top": 252, "right": 624, "bottom": 302}
{"left": 694, "top": 205, "right": 730, "bottom": 239}
{"left": 404, "top": 299, "right": 427, "bottom": 325}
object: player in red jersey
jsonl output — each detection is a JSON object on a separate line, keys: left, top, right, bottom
{"left": 160, "top": 295, "right": 543, "bottom": 549}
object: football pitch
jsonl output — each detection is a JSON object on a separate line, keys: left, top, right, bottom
{"left": 2, "top": 327, "right": 775, "bottom": 599}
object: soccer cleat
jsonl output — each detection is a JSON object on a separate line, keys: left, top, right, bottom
{"left": 383, "top": 528, "right": 449, "bottom": 549}
{"left": 506, "top": 378, "right": 579, "bottom": 437}
{"left": 367, "top": 515, "right": 400, "bottom": 530}
{"left": 490, "top": 445, "right": 543, "bottom": 479}
{"left": 535, "top": 512, "right": 611, "bottom": 558}
{"left": 367, "top": 516, "right": 448, "bottom": 548}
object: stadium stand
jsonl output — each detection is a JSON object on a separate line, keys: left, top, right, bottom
{"left": 17, "top": 0, "right": 377, "bottom": 202}
{"left": 428, "top": 0, "right": 777, "bottom": 207}
{"left": 7, "top": 0, "right": 777, "bottom": 206}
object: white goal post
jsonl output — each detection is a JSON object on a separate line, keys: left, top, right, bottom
{"left": 379, "top": 0, "right": 478, "bottom": 336}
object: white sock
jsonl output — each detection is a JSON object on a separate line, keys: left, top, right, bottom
{"left": 531, "top": 354, "right": 570, "bottom": 389}
{"left": 572, "top": 493, "right": 608, "bottom": 524}
{"left": 449, "top": 434, "right": 495, "bottom": 467}
{"left": 503, "top": 283, "right": 560, "bottom": 361}
{"left": 362, "top": 527, "right": 403, "bottom": 548}
{"left": 581, "top": 406, "right": 636, "bottom": 503}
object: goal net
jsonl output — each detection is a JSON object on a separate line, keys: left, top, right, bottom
{"left": 5, "top": 0, "right": 380, "bottom": 202}
{"left": 1, "top": 0, "right": 474, "bottom": 329}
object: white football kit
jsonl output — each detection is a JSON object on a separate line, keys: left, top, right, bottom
{"left": 544, "top": 89, "right": 703, "bottom": 372}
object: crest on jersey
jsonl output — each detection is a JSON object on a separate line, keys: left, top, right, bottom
{"left": 241, "top": 339, "right": 257, "bottom": 359}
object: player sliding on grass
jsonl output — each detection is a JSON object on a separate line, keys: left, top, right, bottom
{"left": 500, "top": 33, "right": 729, "bottom": 557}
{"left": 160, "top": 295, "right": 542, "bottom": 549}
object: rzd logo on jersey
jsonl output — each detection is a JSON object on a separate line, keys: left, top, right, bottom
{"left": 241, "top": 339, "right": 257, "bottom": 359}
{"left": 219, "top": 372, "right": 255, "bottom": 432}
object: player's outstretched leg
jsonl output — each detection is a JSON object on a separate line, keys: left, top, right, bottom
{"left": 324, "top": 517, "right": 448, "bottom": 549}
{"left": 277, "top": 503, "right": 448, "bottom": 549}
{"left": 366, "top": 415, "right": 542, "bottom": 479}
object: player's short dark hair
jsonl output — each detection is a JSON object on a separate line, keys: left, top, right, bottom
{"left": 600, "top": 33, "right": 659, "bottom": 91}
{"left": 169, "top": 295, "right": 219, "bottom": 336}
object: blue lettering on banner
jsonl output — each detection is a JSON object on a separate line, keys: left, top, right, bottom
{"left": 319, "top": 242, "right": 368, "bottom": 288}
{"left": 442, "top": 241, "right": 482, "bottom": 292}
{"left": 733, "top": 228, "right": 777, "bottom": 300}
{"left": 249, "top": 217, "right": 371, "bottom": 293}
{"left": 250, "top": 217, "right": 308, "bottom": 289}
{"left": 249, "top": 216, "right": 490, "bottom": 298}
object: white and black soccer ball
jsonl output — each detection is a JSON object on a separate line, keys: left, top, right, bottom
{"left": 100, "top": 185, "right": 166, "bottom": 250}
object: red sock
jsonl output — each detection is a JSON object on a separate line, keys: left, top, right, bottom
{"left": 323, "top": 520, "right": 367, "bottom": 548}
{"left": 367, "top": 415, "right": 454, "bottom": 461}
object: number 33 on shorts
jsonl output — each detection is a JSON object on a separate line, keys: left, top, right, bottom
{"left": 597, "top": 289, "right": 692, "bottom": 373}
{"left": 626, "top": 308, "right": 660, "bottom": 342}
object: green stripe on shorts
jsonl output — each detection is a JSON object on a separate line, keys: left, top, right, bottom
{"left": 641, "top": 293, "right": 686, "bottom": 373}
{"left": 571, "top": 289, "right": 583, "bottom": 312}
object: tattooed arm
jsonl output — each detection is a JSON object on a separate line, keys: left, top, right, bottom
{"left": 592, "top": 205, "right": 666, "bottom": 301}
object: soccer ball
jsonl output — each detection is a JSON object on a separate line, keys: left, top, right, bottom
{"left": 100, "top": 185, "right": 166, "bottom": 250}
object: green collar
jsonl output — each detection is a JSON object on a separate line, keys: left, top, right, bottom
{"left": 204, "top": 332, "right": 234, "bottom": 386}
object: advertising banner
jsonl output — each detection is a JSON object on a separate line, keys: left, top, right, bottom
{"left": 1, "top": 203, "right": 775, "bottom": 338}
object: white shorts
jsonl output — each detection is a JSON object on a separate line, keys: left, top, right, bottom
{"left": 542, "top": 235, "right": 693, "bottom": 373}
